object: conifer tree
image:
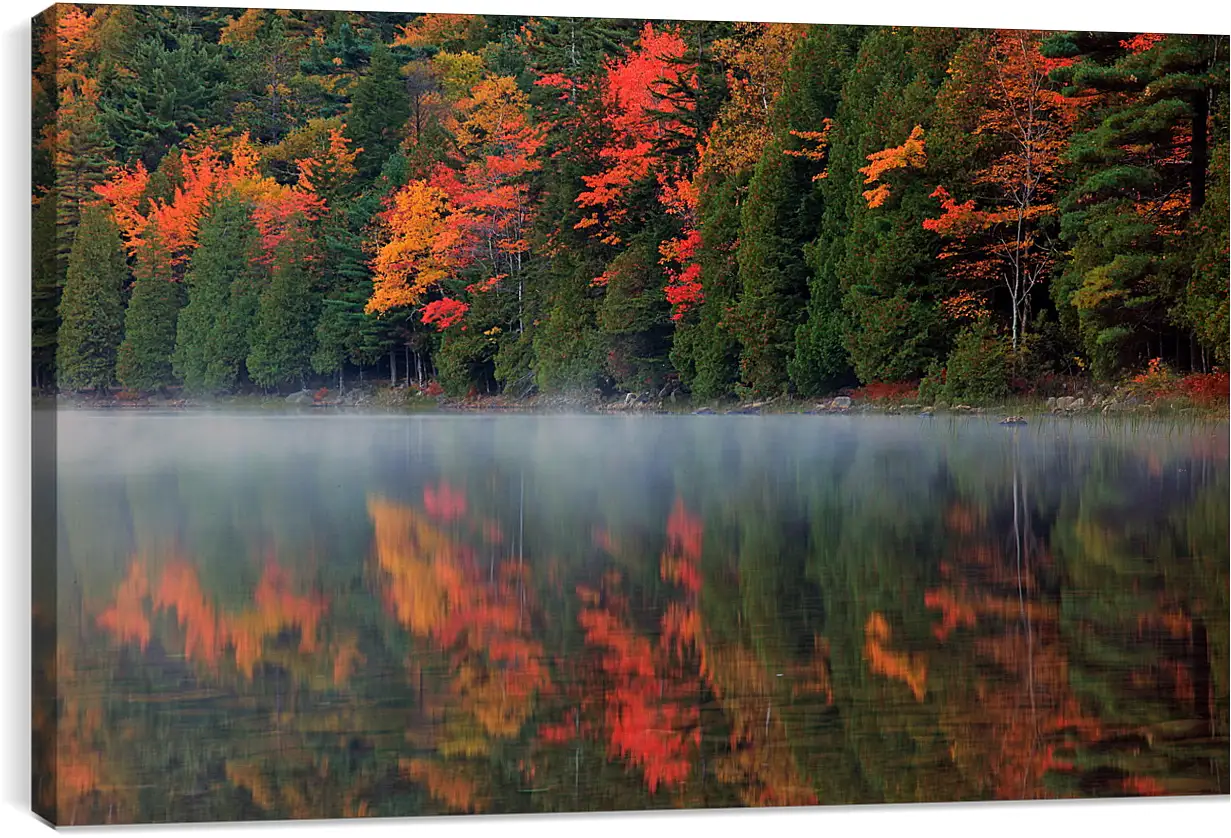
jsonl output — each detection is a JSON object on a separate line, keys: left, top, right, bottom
{"left": 173, "top": 195, "right": 259, "bottom": 393}
{"left": 247, "top": 226, "right": 319, "bottom": 390}
{"left": 345, "top": 41, "right": 411, "bottom": 179}
{"left": 117, "top": 224, "right": 184, "bottom": 392}
{"left": 56, "top": 203, "right": 127, "bottom": 392}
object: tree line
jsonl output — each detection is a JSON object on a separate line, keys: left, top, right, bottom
{"left": 33, "top": 7, "right": 1229, "bottom": 400}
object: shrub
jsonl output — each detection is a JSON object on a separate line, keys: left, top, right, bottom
{"left": 938, "top": 322, "right": 1011, "bottom": 404}
{"left": 1178, "top": 371, "right": 1229, "bottom": 408}
{"left": 852, "top": 380, "right": 919, "bottom": 403}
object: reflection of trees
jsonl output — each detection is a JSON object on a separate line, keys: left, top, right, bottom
{"left": 48, "top": 419, "right": 1229, "bottom": 822}
{"left": 369, "top": 492, "right": 551, "bottom": 813}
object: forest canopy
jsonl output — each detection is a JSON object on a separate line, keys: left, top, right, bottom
{"left": 32, "top": 6, "right": 1230, "bottom": 400}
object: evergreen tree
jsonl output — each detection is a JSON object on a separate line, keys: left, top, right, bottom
{"left": 117, "top": 225, "right": 185, "bottom": 392}
{"left": 98, "top": 23, "right": 226, "bottom": 168}
{"left": 729, "top": 27, "right": 856, "bottom": 396}
{"left": 803, "top": 27, "right": 962, "bottom": 388}
{"left": 345, "top": 41, "right": 412, "bottom": 179}
{"left": 32, "top": 196, "right": 60, "bottom": 390}
{"left": 1045, "top": 32, "right": 1230, "bottom": 376}
{"left": 56, "top": 204, "right": 127, "bottom": 393}
{"left": 247, "top": 228, "right": 320, "bottom": 390}
{"left": 174, "top": 196, "right": 260, "bottom": 393}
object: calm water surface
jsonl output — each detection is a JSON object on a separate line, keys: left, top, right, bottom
{"left": 35, "top": 411, "right": 1230, "bottom": 823}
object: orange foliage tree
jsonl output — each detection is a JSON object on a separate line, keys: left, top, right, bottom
{"left": 922, "top": 31, "right": 1079, "bottom": 349}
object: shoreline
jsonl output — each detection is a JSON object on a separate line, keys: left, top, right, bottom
{"left": 36, "top": 389, "right": 1230, "bottom": 424}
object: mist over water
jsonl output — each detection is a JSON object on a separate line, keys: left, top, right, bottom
{"left": 39, "top": 411, "right": 1230, "bottom": 823}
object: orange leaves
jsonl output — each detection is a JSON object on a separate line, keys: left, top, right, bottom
{"left": 860, "top": 125, "right": 927, "bottom": 208}
{"left": 96, "top": 561, "right": 151, "bottom": 650}
{"left": 863, "top": 612, "right": 928, "bottom": 702}
{"left": 784, "top": 119, "right": 835, "bottom": 181}
{"left": 95, "top": 134, "right": 325, "bottom": 267}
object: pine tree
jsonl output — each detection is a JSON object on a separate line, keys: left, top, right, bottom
{"left": 173, "top": 195, "right": 259, "bottom": 393}
{"left": 117, "top": 225, "right": 184, "bottom": 392}
{"left": 345, "top": 41, "right": 412, "bottom": 179}
{"left": 1045, "top": 32, "right": 1230, "bottom": 376}
{"left": 56, "top": 203, "right": 127, "bottom": 393}
{"left": 98, "top": 22, "right": 225, "bottom": 168}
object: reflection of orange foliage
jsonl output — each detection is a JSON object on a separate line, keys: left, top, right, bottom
{"left": 864, "top": 612, "right": 928, "bottom": 702}
{"left": 155, "top": 562, "right": 223, "bottom": 664}
{"left": 97, "top": 560, "right": 151, "bottom": 650}
{"left": 151, "top": 560, "right": 327, "bottom": 677}
{"left": 401, "top": 758, "right": 482, "bottom": 813}
{"left": 369, "top": 496, "right": 549, "bottom": 744}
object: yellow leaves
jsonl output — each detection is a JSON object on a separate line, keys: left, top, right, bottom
{"left": 429, "top": 51, "right": 486, "bottom": 102}
{"left": 368, "top": 496, "right": 456, "bottom": 636}
{"left": 219, "top": 8, "right": 264, "bottom": 46}
{"left": 367, "top": 180, "right": 453, "bottom": 315}
{"left": 860, "top": 124, "right": 927, "bottom": 207}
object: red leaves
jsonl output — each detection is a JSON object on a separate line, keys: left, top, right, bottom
{"left": 423, "top": 481, "right": 468, "bottom": 521}
{"left": 661, "top": 228, "right": 704, "bottom": 320}
{"left": 422, "top": 297, "right": 470, "bottom": 330}
{"left": 575, "top": 24, "right": 698, "bottom": 239}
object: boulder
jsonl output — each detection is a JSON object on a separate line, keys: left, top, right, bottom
{"left": 285, "top": 389, "right": 313, "bottom": 405}
{"left": 831, "top": 396, "right": 852, "bottom": 409}
{"left": 1046, "top": 397, "right": 1057, "bottom": 410}
{"left": 693, "top": 407, "right": 716, "bottom": 415}
{"left": 1070, "top": 397, "right": 1086, "bottom": 410}
{"left": 1055, "top": 396, "right": 1075, "bottom": 410}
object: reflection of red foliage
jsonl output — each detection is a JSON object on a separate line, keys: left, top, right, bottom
{"left": 423, "top": 482, "right": 468, "bottom": 522}
{"left": 577, "top": 599, "right": 699, "bottom": 792}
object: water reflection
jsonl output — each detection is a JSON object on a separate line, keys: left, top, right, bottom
{"left": 38, "top": 413, "right": 1230, "bottom": 823}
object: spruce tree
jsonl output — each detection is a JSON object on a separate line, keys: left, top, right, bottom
{"left": 729, "top": 26, "right": 857, "bottom": 396}
{"left": 56, "top": 204, "right": 127, "bottom": 393}
{"left": 117, "top": 226, "right": 184, "bottom": 393}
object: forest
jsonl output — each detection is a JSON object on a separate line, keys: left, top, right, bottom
{"left": 33, "top": 5, "right": 1231, "bottom": 402}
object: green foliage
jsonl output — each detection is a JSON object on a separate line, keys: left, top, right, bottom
{"left": 174, "top": 196, "right": 260, "bottom": 393}
{"left": 345, "top": 41, "right": 413, "bottom": 179}
{"left": 925, "top": 320, "right": 1012, "bottom": 405}
{"left": 98, "top": 21, "right": 226, "bottom": 168}
{"left": 56, "top": 204, "right": 128, "bottom": 392}
{"left": 117, "top": 229, "right": 184, "bottom": 392}
{"left": 246, "top": 231, "right": 319, "bottom": 390}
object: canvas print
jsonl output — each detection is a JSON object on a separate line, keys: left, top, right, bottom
{"left": 31, "top": 3, "right": 1230, "bottom": 826}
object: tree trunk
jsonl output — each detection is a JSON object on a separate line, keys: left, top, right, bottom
{"left": 1191, "top": 91, "right": 1209, "bottom": 214}
{"left": 389, "top": 348, "right": 397, "bottom": 387}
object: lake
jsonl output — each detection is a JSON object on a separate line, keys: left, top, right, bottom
{"left": 34, "top": 411, "right": 1230, "bottom": 823}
